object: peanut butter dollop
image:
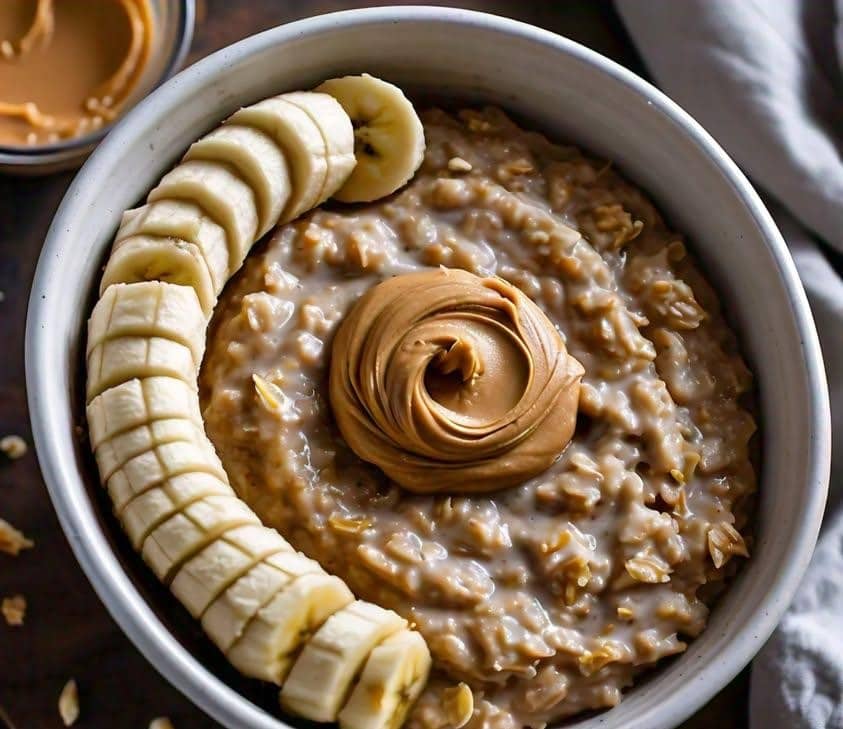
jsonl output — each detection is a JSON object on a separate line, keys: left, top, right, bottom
{"left": 329, "top": 268, "right": 585, "bottom": 493}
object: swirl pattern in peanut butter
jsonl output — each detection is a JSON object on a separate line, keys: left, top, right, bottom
{"left": 328, "top": 268, "right": 584, "bottom": 493}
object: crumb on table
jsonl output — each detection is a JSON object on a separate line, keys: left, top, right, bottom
{"left": 58, "top": 679, "right": 79, "bottom": 727}
{"left": 0, "top": 435, "right": 27, "bottom": 460}
{"left": 0, "top": 518, "right": 33, "bottom": 556}
{"left": 1, "top": 595, "right": 26, "bottom": 626}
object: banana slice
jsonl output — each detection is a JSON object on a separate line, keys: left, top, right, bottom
{"left": 173, "top": 537, "right": 256, "bottom": 618}
{"left": 228, "top": 96, "right": 328, "bottom": 222}
{"left": 183, "top": 125, "right": 291, "bottom": 238}
{"left": 280, "top": 600, "right": 408, "bottom": 722}
{"left": 170, "top": 523, "right": 292, "bottom": 619}
{"left": 120, "top": 472, "right": 232, "bottom": 549}
{"left": 141, "top": 494, "right": 260, "bottom": 582}
{"left": 203, "top": 550, "right": 324, "bottom": 653}
{"left": 94, "top": 418, "right": 204, "bottom": 482}
{"left": 100, "top": 235, "right": 217, "bottom": 316}
{"left": 315, "top": 75, "right": 425, "bottom": 203}
{"left": 106, "top": 438, "right": 228, "bottom": 512}
{"left": 204, "top": 562, "right": 300, "bottom": 653}
{"left": 87, "top": 335, "right": 196, "bottom": 403}
{"left": 117, "top": 202, "right": 230, "bottom": 293}
{"left": 281, "top": 91, "right": 356, "bottom": 206}
{"left": 338, "top": 630, "right": 432, "bottom": 729}
{"left": 148, "top": 160, "right": 259, "bottom": 271}
{"left": 88, "top": 282, "right": 206, "bottom": 364}
{"left": 223, "top": 524, "right": 294, "bottom": 559}
{"left": 87, "top": 377, "right": 201, "bottom": 449}
{"left": 226, "top": 573, "right": 354, "bottom": 684}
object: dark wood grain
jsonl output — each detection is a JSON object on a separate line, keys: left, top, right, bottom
{"left": 0, "top": 2, "right": 747, "bottom": 727}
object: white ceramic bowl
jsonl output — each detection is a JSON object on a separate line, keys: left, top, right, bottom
{"left": 25, "top": 7, "right": 830, "bottom": 729}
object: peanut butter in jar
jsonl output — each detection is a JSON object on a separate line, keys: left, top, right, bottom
{"left": 0, "top": 0, "right": 154, "bottom": 148}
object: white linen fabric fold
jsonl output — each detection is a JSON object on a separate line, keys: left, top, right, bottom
{"left": 615, "top": 1, "right": 842, "bottom": 727}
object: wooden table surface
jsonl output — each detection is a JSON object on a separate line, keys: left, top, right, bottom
{"left": 0, "top": 2, "right": 748, "bottom": 727}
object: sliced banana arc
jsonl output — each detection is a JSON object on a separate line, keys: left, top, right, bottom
{"left": 120, "top": 472, "right": 232, "bottom": 549}
{"left": 280, "top": 600, "right": 408, "bottom": 722}
{"left": 87, "top": 377, "right": 202, "bottom": 450}
{"left": 86, "top": 76, "right": 433, "bottom": 729}
{"left": 338, "top": 630, "right": 432, "bottom": 729}
{"left": 117, "top": 201, "right": 230, "bottom": 294}
{"left": 203, "top": 550, "right": 324, "bottom": 653}
{"left": 101, "top": 235, "right": 217, "bottom": 316}
{"left": 141, "top": 494, "right": 260, "bottom": 582}
{"left": 280, "top": 91, "right": 356, "bottom": 207}
{"left": 148, "top": 159, "right": 259, "bottom": 271}
{"left": 226, "top": 573, "right": 355, "bottom": 685}
{"left": 316, "top": 75, "right": 425, "bottom": 203}
{"left": 184, "top": 125, "right": 291, "bottom": 238}
{"left": 89, "top": 282, "right": 206, "bottom": 363}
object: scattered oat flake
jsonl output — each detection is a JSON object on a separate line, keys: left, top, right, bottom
{"left": 58, "top": 679, "right": 79, "bottom": 726}
{"left": 0, "top": 435, "right": 27, "bottom": 460}
{"left": 1, "top": 595, "right": 26, "bottom": 626}
{"left": 149, "top": 718, "right": 175, "bottom": 729}
{"left": 0, "top": 704, "right": 18, "bottom": 729}
{"left": 0, "top": 519, "right": 33, "bottom": 556}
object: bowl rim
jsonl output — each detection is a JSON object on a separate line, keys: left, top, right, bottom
{"left": 25, "top": 6, "right": 831, "bottom": 729}
{"left": 0, "top": 0, "right": 196, "bottom": 168}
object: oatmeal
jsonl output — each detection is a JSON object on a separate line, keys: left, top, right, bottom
{"left": 201, "top": 108, "right": 757, "bottom": 728}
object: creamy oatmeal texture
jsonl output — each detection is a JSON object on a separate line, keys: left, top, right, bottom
{"left": 201, "top": 108, "right": 757, "bottom": 728}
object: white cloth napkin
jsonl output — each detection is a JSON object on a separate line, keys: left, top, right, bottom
{"left": 614, "top": 1, "right": 843, "bottom": 727}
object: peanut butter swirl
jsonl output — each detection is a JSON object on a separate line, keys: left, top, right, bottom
{"left": 329, "top": 268, "right": 584, "bottom": 493}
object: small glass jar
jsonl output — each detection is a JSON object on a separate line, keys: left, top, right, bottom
{"left": 0, "top": 0, "right": 195, "bottom": 175}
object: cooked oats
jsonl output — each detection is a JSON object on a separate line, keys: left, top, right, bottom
{"left": 202, "top": 108, "right": 757, "bottom": 727}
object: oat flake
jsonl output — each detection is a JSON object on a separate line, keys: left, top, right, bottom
{"left": 0, "top": 435, "right": 27, "bottom": 460}
{"left": 149, "top": 718, "right": 175, "bottom": 729}
{"left": 1, "top": 595, "right": 26, "bottom": 626}
{"left": 58, "top": 679, "right": 79, "bottom": 726}
{"left": 0, "top": 519, "right": 33, "bottom": 556}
